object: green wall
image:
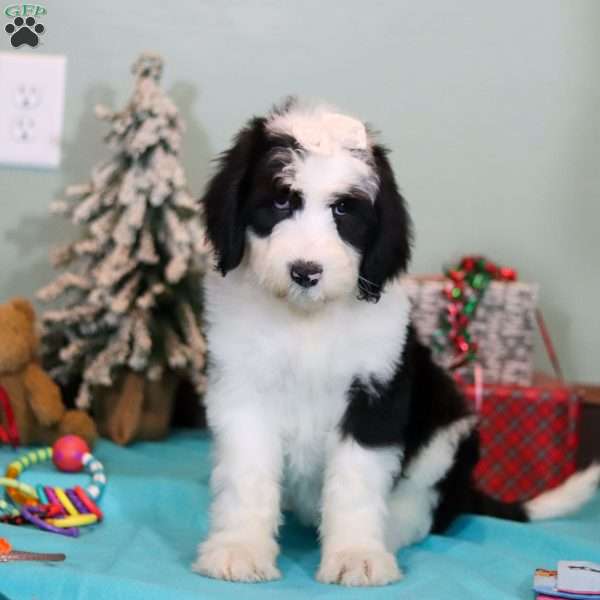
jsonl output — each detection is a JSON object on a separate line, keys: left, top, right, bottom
{"left": 1, "top": 0, "right": 598, "bottom": 382}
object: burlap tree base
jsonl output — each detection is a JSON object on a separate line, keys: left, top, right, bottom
{"left": 92, "top": 371, "right": 178, "bottom": 445}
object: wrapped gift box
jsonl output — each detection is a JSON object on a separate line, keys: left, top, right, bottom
{"left": 461, "top": 375, "right": 580, "bottom": 503}
{"left": 403, "top": 275, "right": 539, "bottom": 386}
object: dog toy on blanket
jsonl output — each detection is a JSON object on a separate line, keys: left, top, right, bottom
{"left": 0, "top": 537, "right": 65, "bottom": 562}
{"left": 0, "top": 435, "right": 106, "bottom": 537}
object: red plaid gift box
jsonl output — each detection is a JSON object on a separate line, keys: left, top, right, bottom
{"left": 461, "top": 377, "right": 580, "bottom": 503}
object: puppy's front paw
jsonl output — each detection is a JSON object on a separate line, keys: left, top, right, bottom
{"left": 317, "top": 548, "right": 402, "bottom": 587}
{"left": 193, "top": 535, "right": 281, "bottom": 583}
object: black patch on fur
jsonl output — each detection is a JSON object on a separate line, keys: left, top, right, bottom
{"left": 341, "top": 326, "right": 527, "bottom": 531}
{"left": 470, "top": 490, "right": 528, "bottom": 523}
{"left": 244, "top": 170, "right": 303, "bottom": 238}
{"left": 203, "top": 117, "right": 267, "bottom": 275}
{"left": 202, "top": 115, "right": 302, "bottom": 275}
{"left": 432, "top": 431, "right": 526, "bottom": 531}
{"left": 341, "top": 327, "right": 470, "bottom": 452}
{"left": 400, "top": 331, "right": 472, "bottom": 467}
{"left": 358, "top": 145, "right": 413, "bottom": 302}
{"left": 341, "top": 376, "right": 410, "bottom": 447}
{"left": 331, "top": 190, "right": 377, "bottom": 257}
{"left": 431, "top": 430, "right": 481, "bottom": 532}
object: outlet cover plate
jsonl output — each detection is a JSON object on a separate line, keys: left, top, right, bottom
{"left": 0, "top": 52, "right": 66, "bottom": 168}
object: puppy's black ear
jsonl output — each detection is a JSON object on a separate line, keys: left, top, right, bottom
{"left": 203, "top": 117, "right": 266, "bottom": 275}
{"left": 358, "top": 145, "right": 413, "bottom": 302}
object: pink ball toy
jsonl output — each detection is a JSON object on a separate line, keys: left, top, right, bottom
{"left": 52, "top": 435, "right": 90, "bottom": 473}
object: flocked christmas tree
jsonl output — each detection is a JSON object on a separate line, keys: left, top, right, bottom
{"left": 38, "top": 52, "right": 208, "bottom": 421}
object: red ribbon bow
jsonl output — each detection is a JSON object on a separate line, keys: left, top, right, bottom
{"left": 434, "top": 255, "right": 518, "bottom": 369}
{"left": 0, "top": 385, "right": 19, "bottom": 448}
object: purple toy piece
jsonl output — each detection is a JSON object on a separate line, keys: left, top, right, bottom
{"left": 20, "top": 505, "right": 79, "bottom": 537}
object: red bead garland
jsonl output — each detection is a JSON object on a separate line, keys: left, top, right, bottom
{"left": 432, "top": 256, "right": 518, "bottom": 369}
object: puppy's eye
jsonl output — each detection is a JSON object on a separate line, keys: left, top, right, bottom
{"left": 274, "top": 198, "right": 291, "bottom": 211}
{"left": 332, "top": 200, "right": 347, "bottom": 217}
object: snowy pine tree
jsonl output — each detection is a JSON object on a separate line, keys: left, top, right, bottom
{"left": 38, "top": 52, "right": 209, "bottom": 412}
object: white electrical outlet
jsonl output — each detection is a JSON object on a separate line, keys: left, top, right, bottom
{"left": 0, "top": 52, "right": 66, "bottom": 168}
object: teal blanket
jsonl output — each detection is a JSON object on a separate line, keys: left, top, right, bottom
{"left": 1, "top": 431, "right": 599, "bottom": 599}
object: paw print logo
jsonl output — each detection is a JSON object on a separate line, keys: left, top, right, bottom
{"left": 5, "top": 16, "right": 45, "bottom": 48}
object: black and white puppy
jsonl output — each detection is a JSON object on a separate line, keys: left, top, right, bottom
{"left": 193, "top": 100, "right": 599, "bottom": 586}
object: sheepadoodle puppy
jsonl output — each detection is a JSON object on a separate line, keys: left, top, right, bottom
{"left": 193, "top": 100, "right": 599, "bottom": 586}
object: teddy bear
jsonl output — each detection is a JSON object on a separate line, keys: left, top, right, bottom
{"left": 0, "top": 297, "right": 97, "bottom": 447}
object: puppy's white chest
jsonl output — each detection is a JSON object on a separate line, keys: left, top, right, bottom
{"left": 280, "top": 406, "right": 339, "bottom": 526}
{"left": 272, "top": 344, "right": 350, "bottom": 525}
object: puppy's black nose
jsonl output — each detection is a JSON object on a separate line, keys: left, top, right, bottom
{"left": 290, "top": 261, "right": 323, "bottom": 288}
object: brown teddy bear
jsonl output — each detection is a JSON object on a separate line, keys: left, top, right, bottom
{"left": 0, "top": 298, "right": 97, "bottom": 447}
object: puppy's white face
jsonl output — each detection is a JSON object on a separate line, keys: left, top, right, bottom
{"left": 203, "top": 102, "right": 412, "bottom": 308}
{"left": 247, "top": 149, "right": 377, "bottom": 309}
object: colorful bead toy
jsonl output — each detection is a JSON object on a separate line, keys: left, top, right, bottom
{"left": 52, "top": 434, "right": 92, "bottom": 472}
{"left": 1, "top": 435, "right": 106, "bottom": 537}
